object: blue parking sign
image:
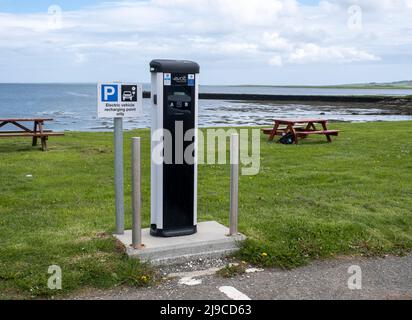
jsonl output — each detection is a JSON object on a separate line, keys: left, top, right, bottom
{"left": 101, "top": 84, "right": 118, "bottom": 102}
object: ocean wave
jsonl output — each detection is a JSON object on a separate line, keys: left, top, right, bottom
{"left": 36, "top": 110, "right": 76, "bottom": 116}
{"left": 66, "top": 91, "right": 92, "bottom": 98}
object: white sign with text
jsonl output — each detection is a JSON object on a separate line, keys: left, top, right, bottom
{"left": 97, "top": 82, "right": 142, "bottom": 118}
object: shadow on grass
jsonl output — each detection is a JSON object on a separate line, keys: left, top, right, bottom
{"left": 266, "top": 140, "right": 332, "bottom": 146}
{"left": 0, "top": 144, "right": 44, "bottom": 153}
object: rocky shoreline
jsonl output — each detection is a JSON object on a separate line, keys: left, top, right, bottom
{"left": 143, "top": 91, "right": 412, "bottom": 115}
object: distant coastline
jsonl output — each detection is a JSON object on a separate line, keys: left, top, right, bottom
{"left": 231, "top": 84, "right": 412, "bottom": 90}
{"left": 1, "top": 80, "right": 412, "bottom": 91}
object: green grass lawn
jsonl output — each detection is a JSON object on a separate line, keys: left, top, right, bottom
{"left": 1, "top": 121, "right": 412, "bottom": 298}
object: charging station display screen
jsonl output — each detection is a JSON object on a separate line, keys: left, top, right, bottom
{"left": 166, "top": 87, "right": 193, "bottom": 113}
{"left": 174, "top": 92, "right": 186, "bottom": 96}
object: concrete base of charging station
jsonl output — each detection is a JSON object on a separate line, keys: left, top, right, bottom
{"left": 114, "top": 221, "right": 246, "bottom": 266}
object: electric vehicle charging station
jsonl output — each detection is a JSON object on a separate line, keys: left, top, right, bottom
{"left": 150, "top": 59, "right": 200, "bottom": 237}
{"left": 114, "top": 59, "right": 244, "bottom": 263}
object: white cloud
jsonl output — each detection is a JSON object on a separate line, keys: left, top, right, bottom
{"left": 288, "top": 44, "right": 381, "bottom": 64}
{"left": 215, "top": 0, "right": 285, "bottom": 25}
{"left": 262, "top": 32, "right": 293, "bottom": 51}
{"left": 0, "top": 0, "right": 410, "bottom": 83}
{"left": 269, "top": 56, "right": 283, "bottom": 66}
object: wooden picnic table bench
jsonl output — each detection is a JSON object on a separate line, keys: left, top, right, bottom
{"left": 0, "top": 118, "right": 64, "bottom": 151}
{"left": 262, "top": 118, "right": 340, "bottom": 144}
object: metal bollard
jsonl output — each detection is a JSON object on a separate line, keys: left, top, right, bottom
{"left": 131, "top": 137, "right": 143, "bottom": 249}
{"left": 114, "top": 117, "right": 124, "bottom": 235}
{"left": 230, "top": 133, "right": 239, "bottom": 236}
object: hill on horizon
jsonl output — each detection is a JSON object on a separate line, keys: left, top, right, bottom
{"left": 234, "top": 80, "right": 412, "bottom": 89}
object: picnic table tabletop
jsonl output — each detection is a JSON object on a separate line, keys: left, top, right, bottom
{"left": 273, "top": 118, "right": 328, "bottom": 124}
{"left": 0, "top": 118, "right": 53, "bottom": 122}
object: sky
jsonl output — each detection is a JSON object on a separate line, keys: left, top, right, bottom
{"left": 0, "top": 0, "right": 411, "bottom": 85}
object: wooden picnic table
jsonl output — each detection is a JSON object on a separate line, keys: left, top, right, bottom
{"left": 262, "top": 118, "right": 339, "bottom": 144}
{"left": 0, "top": 118, "right": 64, "bottom": 151}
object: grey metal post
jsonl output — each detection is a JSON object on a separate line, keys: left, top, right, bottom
{"left": 132, "top": 137, "right": 143, "bottom": 248}
{"left": 230, "top": 133, "right": 239, "bottom": 236}
{"left": 114, "top": 117, "right": 124, "bottom": 235}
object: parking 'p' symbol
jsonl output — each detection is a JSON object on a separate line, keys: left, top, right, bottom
{"left": 102, "top": 85, "right": 118, "bottom": 102}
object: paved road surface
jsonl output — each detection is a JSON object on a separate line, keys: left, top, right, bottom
{"left": 72, "top": 254, "right": 412, "bottom": 300}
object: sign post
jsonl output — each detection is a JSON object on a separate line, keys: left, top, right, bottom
{"left": 114, "top": 117, "right": 124, "bottom": 234}
{"left": 97, "top": 82, "right": 142, "bottom": 235}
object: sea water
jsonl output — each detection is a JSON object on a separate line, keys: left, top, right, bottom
{"left": 0, "top": 83, "right": 411, "bottom": 132}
